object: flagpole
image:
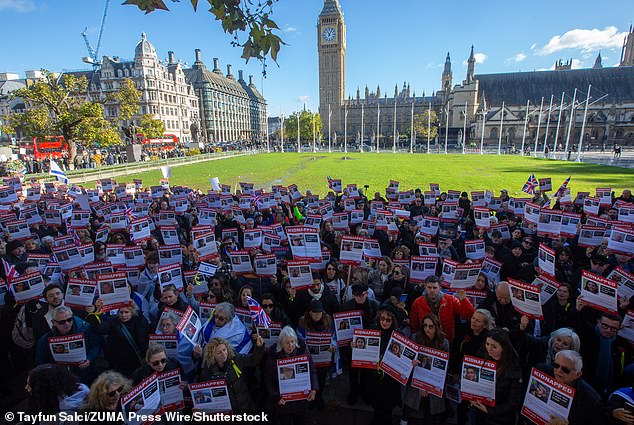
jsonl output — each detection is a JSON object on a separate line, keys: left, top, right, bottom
{"left": 564, "top": 88, "right": 577, "bottom": 159}
{"left": 393, "top": 99, "right": 397, "bottom": 153}
{"left": 463, "top": 101, "right": 467, "bottom": 154}
{"left": 444, "top": 108, "right": 449, "bottom": 154}
{"left": 576, "top": 84, "right": 591, "bottom": 162}
{"left": 360, "top": 103, "right": 364, "bottom": 153}
{"left": 554, "top": 92, "right": 565, "bottom": 159}
{"left": 281, "top": 113, "right": 284, "bottom": 153}
{"left": 328, "top": 104, "right": 332, "bottom": 153}
{"left": 427, "top": 101, "right": 431, "bottom": 154}
{"left": 543, "top": 94, "right": 554, "bottom": 157}
{"left": 410, "top": 98, "right": 414, "bottom": 154}
{"left": 344, "top": 105, "right": 348, "bottom": 153}
{"left": 480, "top": 103, "right": 486, "bottom": 155}
{"left": 533, "top": 96, "right": 544, "bottom": 157}
{"left": 498, "top": 101, "right": 504, "bottom": 155}
{"left": 520, "top": 100, "right": 530, "bottom": 156}
{"left": 297, "top": 112, "right": 300, "bottom": 153}
{"left": 376, "top": 102, "right": 380, "bottom": 153}
{"left": 313, "top": 112, "right": 316, "bottom": 153}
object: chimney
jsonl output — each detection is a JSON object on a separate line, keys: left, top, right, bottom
{"left": 168, "top": 51, "right": 175, "bottom": 64}
{"left": 238, "top": 70, "right": 244, "bottom": 81}
{"left": 213, "top": 58, "right": 220, "bottom": 72}
{"left": 227, "top": 64, "right": 233, "bottom": 78}
{"left": 195, "top": 49, "right": 202, "bottom": 62}
{"left": 249, "top": 75, "right": 254, "bottom": 86}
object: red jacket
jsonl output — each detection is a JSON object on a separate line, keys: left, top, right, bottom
{"left": 409, "top": 293, "right": 475, "bottom": 342}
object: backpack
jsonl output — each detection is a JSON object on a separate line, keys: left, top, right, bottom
{"left": 12, "top": 305, "right": 35, "bottom": 349}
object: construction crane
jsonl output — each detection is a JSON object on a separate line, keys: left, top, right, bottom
{"left": 81, "top": 0, "right": 110, "bottom": 67}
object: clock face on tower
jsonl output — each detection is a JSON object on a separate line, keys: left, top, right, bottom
{"left": 322, "top": 27, "right": 336, "bottom": 43}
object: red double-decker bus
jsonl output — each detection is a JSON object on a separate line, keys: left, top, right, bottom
{"left": 138, "top": 134, "right": 179, "bottom": 152}
{"left": 18, "top": 136, "right": 68, "bottom": 160}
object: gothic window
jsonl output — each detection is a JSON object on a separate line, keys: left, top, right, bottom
{"left": 490, "top": 128, "right": 498, "bottom": 139}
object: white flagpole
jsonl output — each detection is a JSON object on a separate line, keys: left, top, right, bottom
{"left": 564, "top": 88, "right": 577, "bottom": 158}
{"left": 576, "top": 84, "right": 591, "bottom": 162}
{"left": 344, "top": 105, "right": 348, "bottom": 153}
{"left": 463, "top": 101, "right": 467, "bottom": 154}
{"left": 427, "top": 102, "right": 431, "bottom": 154}
{"left": 281, "top": 113, "right": 284, "bottom": 153}
{"left": 498, "top": 101, "right": 504, "bottom": 155}
{"left": 521, "top": 100, "right": 530, "bottom": 156}
{"left": 554, "top": 92, "right": 565, "bottom": 158}
{"left": 297, "top": 112, "right": 300, "bottom": 153}
{"left": 543, "top": 94, "right": 554, "bottom": 157}
{"left": 376, "top": 102, "right": 380, "bottom": 152}
{"left": 444, "top": 108, "right": 449, "bottom": 154}
{"left": 480, "top": 102, "right": 486, "bottom": 155}
{"left": 328, "top": 104, "right": 332, "bottom": 153}
{"left": 410, "top": 98, "right": 415, "bottom": 154}
{"left": 533, "top": 96, "right": 544, "bottom": 157}
{"left": 393, "top": 100, "right": 397, "bottom": 153}
{"left": 313, "top": 113, "right": 316, "bottom": 153}
{"left": 361, "top": 103, "right": 364, "bottom": 153}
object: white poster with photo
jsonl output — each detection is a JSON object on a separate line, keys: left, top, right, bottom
{"left": 97, "top": 272, "right": 131, "bottom": 312}
{"left": 449, "top": 261, "right": 481, "bottom": 289}
{"left": 522, "top": 368, "right": 576, "bottom": 425}
{"left": 577, "top": 225, "right": 607, "bottom": 248}
{"left": 418, "top": 243, "right": 439, "bottom": 257}
{"left": 257, "top": 322, "right": 282, "bottom": 349}
{"left": 351, "top": 329, "right": 381, "bottom": 369}
{"left": 580, "top": 270, "right": 618, "bottom": 314}
{"left": 157, "top": 368, "right": 184, "bottom": 413}
{"left": 618, "top": 310, "right": 634, "bottom": 344}
{"left": 410, "top": 256, "right": 438, "bottom": 283}
{"left": 464, "top": 240, "right": 486, "bottom": 260}
{"left": 607, "top": 226, "right": 634, "bottom": 255}
{"left": 254, "top": 253, "right": 277, "bottom": 277}
{"left": 243, "top": 229, "right": 263, "bottom": 250}
{"left": 304, "top": 215, "right": 322, "bottom": 230}
{"left": 508, "top": 278, "right": 544, "bottom": 320}
{"left": 305, "top": 331, "right": 333, "bottom": 368}
{"left": 537, "top": 209, "right": 562, "bottom": 238}
{"left": 194, "top": 233, "right": 218, "bottom": 259}
{"left": 160, "top": 226, "right": 180, "bottom": 246}
{"left": 596, "top": 187, "right": 612, "bottom": 207}
{"left": 607, "top": 267, "right": 634, "bottom": 301}
{"left": 106, "top": 244, "right": 126, "bottom": 266}
{"left": 471, "top": 191, "right": 486, "bottom": 207}
{"left": 227, "top": 250, "right": 253, "bottom": 274}
{"left": 532, "top": 274, "right": 560, "bottom": 305}
{"left": 277, "top": 355, "right": 312, "bottom": 401}
{"left": 524, "top": 202, "right": 541, "bottom": 225}
{"left": 158, "top": 263, "right": 184, "bottom": 293}
{"left": 64, "top": 278, "right": 97, "bottom": 309}
{"left": 10, "top": 272, "right": 46, "bottom": 304}
{"left": 6, "top": 220, "right": 30, "bottom": 240}
{"left": 262, "top": 233, "right": 281, "bottom": 253}
{"left": 285, "top": 226, "right": 322, "bottom": 260}
{"left": 473, "top": 207, "right": 492, "bottom": 229}
{"left": 121, "top": 373, "right": 161, "bottom": 423}
{"left": 362, "top": 238, "right": 382, "bottom": 260}
{"left": 53, "top": 244, "right": 84, "bottom": 271}
{"left": 190, "top": 379, "right": 233, "bottom": 413}
{"left": 123, "top": 246, "right": 145, "bottom": 268}
{"left": 488, "top": 224, "right": 511, "bottom": 240}
{"left": 48, "top": 334, "right": 87, "bottom": 365}
{"left": 460, "top": 355, "right": 497, "bottom": 407}
{"left": 560, "top": 212, "right": 581, "bottom": 237}
{"left": 339, "top": 235, "right": 365, "bottom": 265}
{"left": 350, "top": 209, "right": 365, "bottom": 224}
{"left": 286, "top": 259, "right": 313, "bottom": 289}
{"left": 617, "top": 205, "right": 634, "bottom": 224}
{"left": 538, "top": 178, "right": 552, "bottom": 193}
{"left": 379, "top": 331, "right": 418, "bottom": 385}
{"left": 333, "top": 310, "right": 363, "bottom": 346}
{"left": 176, "top": 306, "right": 202, "bottom": 345}
{"left": 158, "top": 245, "right": 182, "bottom": 267}
{"left": 148, "top": 334, "right": 178, "bottom": 359}
{"left": 419, "top": 216, "right": 440, "bottom": 236}
{"left": 411, "top": 346, "right": 450, "bottom": 398}
{"left": 332, "top": 212, "right": 349, "bottom": 230}
{"left": 583, "top": 197, "right": 600, "bottom": 216}
{"left": 538, "top": 243, "right": 556, "bottom": 277}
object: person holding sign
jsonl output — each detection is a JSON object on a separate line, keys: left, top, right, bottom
{"left": 402, "top": 313, "right": 450, "bottom": 425}
{"left": 26, "top": 364, "right": 90, "bottom": 415}
{"left": 264, "top": 326, "right": 317, "bottom": 424}
{"left": 79, "top": 370, "right": 132, "bottom": 415}
{"left": 35, "top": 306, "right": 102, "bottom": 384}
{"left": 200, "top": 302, "right": 252, "bottom": 354}
{"left": 198, "top": 335, "right": 264, "bottom": 414}
{"left": 469, "top": 329, "right": 522, "bottom": 425}
{"left": 132, "top": 344, "right": 185, "bottom": 387}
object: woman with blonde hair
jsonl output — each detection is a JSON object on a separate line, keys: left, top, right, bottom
{"left": 81, "top": 370, "right": 131, "bottom": 413}
{"left": 197, "top": 336, "right": 264, "bottom": 413}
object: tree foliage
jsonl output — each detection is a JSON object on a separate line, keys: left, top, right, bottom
{"left": 283, "top": 111, "right": 322, "bottom": 141}
{"left": 110, "top": 78, "right": 141, "bottom": 123}
{"left": 123, "top": 0, "right": 285, "bottom": 64}
{"left": 138, "top": 114, "right": 166, "bottom": 139}
{"left": 410, "top": 110, "right": 439, "bottom": 141}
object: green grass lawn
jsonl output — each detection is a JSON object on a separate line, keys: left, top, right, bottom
{"left": 121, "top": 153, "right": 633, "bottom": 197}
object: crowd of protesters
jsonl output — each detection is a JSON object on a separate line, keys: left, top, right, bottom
{"left": 0, "top": 174, "right": 632, "bottom": 425}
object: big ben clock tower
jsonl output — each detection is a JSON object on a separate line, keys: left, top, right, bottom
{"left": 318, "top": 0, "right": 346, "bottom": 136}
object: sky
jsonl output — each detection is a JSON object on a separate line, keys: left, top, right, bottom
{"left": 0, "top": 0, "right": 632, "bottom": 117}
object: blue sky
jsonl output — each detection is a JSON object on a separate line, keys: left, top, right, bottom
{"left": 1, "top": 0, "right": 632, "bottom": 117}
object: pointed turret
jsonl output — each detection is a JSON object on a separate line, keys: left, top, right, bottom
{"left": 365, "top": 85, "right": 370, "bottom": 99}
{"left": 377, "top": 84, "right": 381, "bottom": 98}
{"left": 593, "top": 52, "right": 603, "bottom": 69}
{"left": 442, "top": 52, "right": 453, "bottom": 93}
{"left": 394, "top": 83, "right": 398, "bottom": 98}
{"left": 467, "top": 45, "right": 476, "bottom": 83}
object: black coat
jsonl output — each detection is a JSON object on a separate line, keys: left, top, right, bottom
{"left": 295, "top": 285, "right": 340, "bottom": 317}
{"left": 472, "top": 358, "right": 523, "bottom": 425}
{"left": 95, "top": 315, "right": 149, "bottom": 375}
{"left": 342, "top": 298, "right": 380, "bottom": 328}
{"left": 478, "top": 294, "right": 522, "bottom": 331}
{"left": 132, "top": 358, "right": 183, "bottom": 385}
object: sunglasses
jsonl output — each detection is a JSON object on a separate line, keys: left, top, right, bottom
{"left": 552, "top": 362, "right": 572, "bottom": 374}
{"left": 54, "top": 317, "right": 74, "bottom": 325}
{"left": 393, "top": 271, "right": 401, "bottom": 275}
{"left": 151, "top": 358, "right": 168, "bottom": 367}
{"left": 106, "top": 385, "right": 124, "bottom": 397}
{"left": 262, "top": 303, "right": 274, "bottom": 308}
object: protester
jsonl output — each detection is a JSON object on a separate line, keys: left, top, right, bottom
{"left": 26, "top": 364, "right": 89, "bottom": 414}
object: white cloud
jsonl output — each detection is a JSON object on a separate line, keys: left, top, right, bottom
{"left": 298, "top": 95, "right": 310, "bottom": 103}
{"left": 0, "top": 0, "right": 36, "bottom": 12}
{"left": 283, "top": 25, "right": 298, "bottom": 33}
{"left": 426, "top": 62, "right": 443, "bottom": 69}
{"left": 571, "top": 59, "right": 583, "bottom": 69}
{"left": 463, "top": 52, "right": 487, "bottom": 66}
{"left": 530, "top": 43, "right": 538, "bottom": 51}
{"left": 536, "top": 26, "right": 628, "bottom": 55}
{"left": 514, "top": 53, "right": 527, "bottom": 62}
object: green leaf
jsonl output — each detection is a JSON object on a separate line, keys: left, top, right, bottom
{"left": 122, "top": 0, "right": 169, "bottom": 13}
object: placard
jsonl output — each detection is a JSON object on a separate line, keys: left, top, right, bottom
{"left": 460, "top": 355, "right": 497, "bottom": 407}
{"left": 607, "top": 267, "right": 634, "bottom": 301}
{"left": 10, "top": 271, "right": 46, "bottom": 304}
{"left": 580, "top": 270, "right": 618, "bottom": 314}
{"left": 254, "top": 253, "right": 277, "bottom": 277}
{"left": 227, "top": 250, "right": 253, "bottom": 274}
{"left": 64, "top": 278, "right": 97, "bottom": 309}
{"left": 158, "top": 245, "right": 182, "bottom": 267}
{"left": 521, "top": 368, "right": 576, "bottom": 425}
{"left": 538, "top": 243, "right": 556, "bottom": 277}
{"left": 158, "top": 263, "right": 184, "bottom": 293}
{"left": 286, "top": 259, "right": 313, "bottom": 289}
{"left": 121, "top": 373, "right": 161, "bottom": 423}
{"left": 410, "top": 256, "right": 438, "bottom": 283}
{"left": 97, "top": 272, "right": 131, "bottom": 312}
{"left": 508, "top": 278, "right": 544, "bottom": 320}
{"left": 607, "top": 226, "right": 634, "bottom": 255}
{"left": 351, "top": 329, "right": 381, "bottom": 369}
{"left": 577, "top": 225, "right": 606, "bottom": 247}
{"left": 157, "top": 369, "right": 184, "bottom": 413}
{"left": 362, "top": 238, "right": 382, "bottom": 260}
{"left": 176, "top": 306, "right": 202, "bottom": 345}
{"left": 257, "top": 322, "right": 282, "bottom": 349}
{"left": 333, "top": 310, "right": 363, "bottom": 346}
{"left": 106, "top": 244, "right": 126, "bottom": 266}
{"left": 285, "top": 226, "right": 322, "bottom": 261}
{"left": 379, "top": 331, "right": 418, "bottom": 385}
{"left": 53, "top": 244, "right": 83, "bottom": 271}
{"left": 305, "top": 331, "right": 333, "bottom": 368}
{"left": 411, "top": 346, "right": 450, "bottom": 398}
{"left": 464, "top": 240, "right": 486, "bottom": 260}
{"left": 277, "top": 355, "right": 312, "bottom": 401}
{"left": 618, "top": 310, "right": 634, "bottom": 343}
{"left": 148, "top": 334, "right": 178, "bottom": 358}
{"left": 532, "top": 274, "right": 560, "bottom": 305}
{"left": 48, "top": 334, "right": 87, "bottom": 365}
{"left": 339, "top": 235, "right": 365, "bottom": 265}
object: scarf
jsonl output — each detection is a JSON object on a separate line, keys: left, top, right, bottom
{"left": 308, "top": 284, "right": 324, "bottom": 301}
{"left": 425, "top": 293, "right": 443, "bottom": 317}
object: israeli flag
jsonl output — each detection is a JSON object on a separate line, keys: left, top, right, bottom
{"left": 49, "top": 159, "right": 69, "bottom": 184}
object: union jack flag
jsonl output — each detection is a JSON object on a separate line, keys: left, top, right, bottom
{"left": 246, "top": 295, "right": 271, "bottom": 328}
{"left": 124, "top": 206, "right": 136, "bottom": 220}
{"left": 327, "top": 176, "right": 334, "bottom": 189}
{"left": 555, "top": 176, "right": 571, "bottom": 198}
{"left": 2, "top": 258, "right": 18, "bottom": 282}
{"left": 522, "top": 174, "right": 538, "bottom": 195}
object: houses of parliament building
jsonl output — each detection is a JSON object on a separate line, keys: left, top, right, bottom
{"left": 318, "top": 0, "right": 634, "bottom": 151}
